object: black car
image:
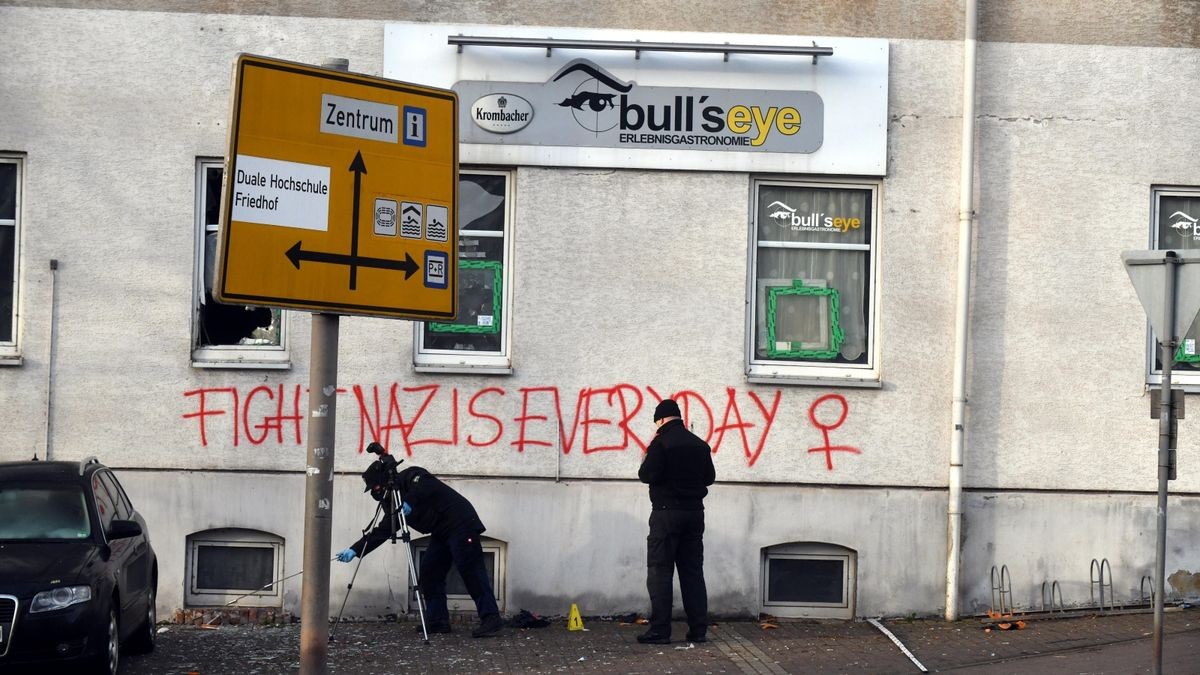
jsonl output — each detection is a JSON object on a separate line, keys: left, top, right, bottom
{"left": 0, "top": 458, "right": 157, "bottom": 674}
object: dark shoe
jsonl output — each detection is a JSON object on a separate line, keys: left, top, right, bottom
{"left": 636, "top": 630, "right": 671, "bottom": 645}
{"left": 685, "top": 631, "right": 707, "bottom": 643}
{"left": 419, "top": 623, "right": 451, "bottom": 635}
{"left": 472, "top": 614, "right": 503, "bottom": 638}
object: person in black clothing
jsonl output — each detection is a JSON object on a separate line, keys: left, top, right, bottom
{"left": 336, "top": 457, "right": 503, "bottom": 638}
{"left": 636, "top": 399, "right": 716, "bottom": 645}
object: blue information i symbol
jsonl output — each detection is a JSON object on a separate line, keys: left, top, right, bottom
{"left": 403, "top": 106, "right": 426, "bottom": 147}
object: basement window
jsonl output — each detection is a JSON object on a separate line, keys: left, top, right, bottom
{"left": 761, "top": 542, "right": 856, "bottom": 619}
{"left": 186, "top": 528, "right": 284, "bottom": 608}
{"left": 410, "top": 536, "right": 505, "bottom": 613}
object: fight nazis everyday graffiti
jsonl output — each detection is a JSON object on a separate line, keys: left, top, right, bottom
{"left": 181, "top": 384, "right": 860, "bottom": 470}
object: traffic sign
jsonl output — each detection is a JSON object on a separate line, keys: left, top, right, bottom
{"left": 1122, "top": 250, "right": 1200, "bottom": 342}
{"left": 215, "top": 54, "right": 458, "bottom": 319}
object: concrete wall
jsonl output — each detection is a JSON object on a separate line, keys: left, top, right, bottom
{"left": 1, "top": 3, "right": 1198, "bottom": 621}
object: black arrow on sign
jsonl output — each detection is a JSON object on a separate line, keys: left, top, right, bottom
{"left": 348, "top": 151, "right": 367, "bottom": 290}
{"left": 286, "top": 242, "right": 418, "bottom": 279}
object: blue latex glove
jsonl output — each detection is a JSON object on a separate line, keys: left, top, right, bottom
{"left": 336, "top": 548, "right": 357, "bottom": 563}
{"left": 401, "top": 502, "right": 413, "bottom": 517}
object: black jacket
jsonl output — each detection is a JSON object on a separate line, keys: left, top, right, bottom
{"left": 638, "top": 419, "right": 716, "bottom": 510}
{"left": 351, "top": 466, "right": 485, "bottom": 557}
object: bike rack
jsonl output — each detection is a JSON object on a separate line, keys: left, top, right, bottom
{"left": 1090, "top": 558, "right": 1114, "bottom": 611}
{"left": 1140, "top": 575, "right": 1156, "bottom": 605}
{"left": 1040, "top": 580, "right": 1064, "bottom": 613}
{"left": 990, "top": 564, "right": 1013, "bottom": 615}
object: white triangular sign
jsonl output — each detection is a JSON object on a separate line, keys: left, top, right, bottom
{"left": 1122, "top": 250, "right": 1200, "bottom": 341}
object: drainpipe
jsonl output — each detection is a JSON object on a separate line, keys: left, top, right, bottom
{"left": 946, "top": 0, "right": 978, "bottom": 622}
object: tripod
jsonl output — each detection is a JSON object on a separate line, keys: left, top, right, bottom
{"left": 332, "top": 455, "right": 431, "bottom": 643}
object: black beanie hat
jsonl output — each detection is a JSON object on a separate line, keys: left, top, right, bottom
{"left": 653, "top": 399, "right": 681, "bottom": 421}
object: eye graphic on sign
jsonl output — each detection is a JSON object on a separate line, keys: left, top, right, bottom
{"left": 552, "top": 60, "right": 633, "bottom": 134}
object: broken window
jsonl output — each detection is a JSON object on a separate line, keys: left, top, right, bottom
{"left": 414, "top": 169, "right": 514, "bottom": 374}
{"left": 193, "top": 159, "right": 289, "bottom": 368}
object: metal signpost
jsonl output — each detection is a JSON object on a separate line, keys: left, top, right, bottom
{"left": 1121, "top": 249, "right": 1200, "bottom": 675}
{"left": 215, "top": 54, "right": 458, "bottom": 674}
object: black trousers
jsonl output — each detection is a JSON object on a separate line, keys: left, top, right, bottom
{"left": 646, "top": 508, "right": 707, "bottom": 636}
{"left": 418, "top": 527, "right": 499, "bottom": 625}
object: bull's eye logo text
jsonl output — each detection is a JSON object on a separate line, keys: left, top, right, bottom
{"left": 551, "top": 59, "right": 807, "bottom": 147}
{"left": 768, "top": 201, "right": 861, "bottom": 233}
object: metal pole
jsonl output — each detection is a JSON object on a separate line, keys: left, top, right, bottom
{"left": 299, "top": 312, "right": 339, "bottom": 674}
{"left": 1152, "top": 251, "right": 1178, "bottom": 675}
{"left": 945, "top": 0, "right": 978, "bottom": 622}
{"left": 298, "top": 53, "right": 351, "bottom": 675}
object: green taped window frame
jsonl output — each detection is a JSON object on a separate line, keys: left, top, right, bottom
{"left": 428, "top": 260, "right": 502, "bottom": 334}
{"left": 765, "top": 280, "right": 844, "bottom": 360}
{"left": 1176, "top": 340, "right": 1200, "bottom": 364}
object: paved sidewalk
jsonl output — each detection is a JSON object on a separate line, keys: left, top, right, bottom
{"left": 120, "top": 607, "right": 1200, "bottom": 674}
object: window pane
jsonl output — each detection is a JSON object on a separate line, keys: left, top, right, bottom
{"left": 767, "top": 557, "right": 844, "bottom": 604}
{"left": 98, "top": 472, "right": 131, "bottom": 520}
{"left": 460, "top": 174, "right": 506, "bottom": 232}
{"left": 1156, "top": 195, "right": 1200, "bottom": 370}
{"left": 758, "top": 185, "right": 871, "bottom": 246}
{"left": 196, "top": 545, "right": 274, "bottom": 591}
{"left": 0, "top": 225, "right": 12, "bottom": 342}
{"left": 423, "top": 236, "right": 504, "bottom": 351}
{"left": 197, "top": 163, "right": 282, "bottom": 348}
{"left": 0, "top": 485, "right": 91, "bottom": 540}
{"left": 420, "top": 172, "right": 507, "bottom": 354}
{"left": 755, "top": 248, "right": 869, "bottom": 363}
{"left": 204, "top": 166, "right": 222, "bottom": 228}
{"left": 753, "top": 183, "right": 874, "bottom": 368}
{"left": 91, "top": 475, "right": 117, "bottom": 530}
{"left": 0, "top": 163, "right": 14, "bottom": 220}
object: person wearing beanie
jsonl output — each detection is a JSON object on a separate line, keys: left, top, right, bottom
{"left": 335, "top": 448, "right": 503, "bottom": 639}
{"left": 636, "top": 398, "right": 716, "bottom": 645}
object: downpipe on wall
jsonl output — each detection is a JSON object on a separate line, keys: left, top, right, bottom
{"left": 42, "top": 259, "right": 59, "bottom": 460}
{"left": 946, "top": 0, "right": 978, "bottom": 622}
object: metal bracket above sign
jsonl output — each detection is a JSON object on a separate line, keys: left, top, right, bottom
{"left": 448, "top": 34, "right": 834, "bottom": 63}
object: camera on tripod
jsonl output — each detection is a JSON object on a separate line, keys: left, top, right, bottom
{"left": 363, "top": 441, "right": 403, "bottom": 494}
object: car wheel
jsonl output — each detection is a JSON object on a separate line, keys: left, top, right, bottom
{"left": 92, "top": 604, "right": 119, "bottom": 675}
{"left": 127, "top": 578, "right": 157, "bottom": 654}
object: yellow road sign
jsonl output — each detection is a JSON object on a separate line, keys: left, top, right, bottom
{"left": 215, "top": 54, "right": 458, "bottom": 319}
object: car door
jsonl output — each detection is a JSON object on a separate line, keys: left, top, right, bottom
{"left": 90, "top": 472, "right": 138, "bottom": 631}
{"left": 100, "top": 471, "right": 150, "bottom": 608}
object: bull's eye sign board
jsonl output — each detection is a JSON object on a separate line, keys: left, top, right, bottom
{"left": 215, "top": 54, "right": 458, "bottom": 320}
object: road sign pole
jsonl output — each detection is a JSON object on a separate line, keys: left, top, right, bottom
{"left": 298, "top": 57, "right": 349, "bottom": 675}
{"left": 1151, "top": 253, "right": 1179, "bottom": 675}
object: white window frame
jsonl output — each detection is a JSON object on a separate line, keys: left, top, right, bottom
{"left": 1147, "top": 186, "right": 1200, "bottom": 391}
{"left": 0, "top": 155, "right": 22, "bottom": 366}
{"left": 745, "top": 177, "right": 882, "bottom": 387}
{"left": 761, "top": 542, "right": 856, "bottom": 620}
{"left": 186, "top": 528, "right": 284, "bottom": 608}
{"left": 410, "top": 535, "right": 505, "bottom": 613}
{"left": 414, "top": 168, "right": 515, "bottom": 374}
{"left": 192, "top": 158, "right": 290, "bottom": 369}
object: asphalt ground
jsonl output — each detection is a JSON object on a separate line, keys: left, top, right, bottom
{"left": 117, "top": 607, "right": 1200, "bottom": 674}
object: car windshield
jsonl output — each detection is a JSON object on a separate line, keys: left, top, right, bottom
{"left": 0, "top": 483, "right": 92, "bottom": 540}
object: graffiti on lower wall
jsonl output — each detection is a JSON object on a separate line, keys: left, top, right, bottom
{"left": 182, "top": 383, "right": 859, "bottom": 470}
